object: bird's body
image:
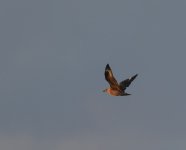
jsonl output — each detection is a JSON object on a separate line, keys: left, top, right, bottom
{"left": 104, "top": 87, "right": 125, "bottom": 96}
{"left": 103, "top": 64, "right": 138, "bottom": 96}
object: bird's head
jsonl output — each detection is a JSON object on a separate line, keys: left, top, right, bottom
{"left": 102, "top": 88, "right": 108, "bottom": 93}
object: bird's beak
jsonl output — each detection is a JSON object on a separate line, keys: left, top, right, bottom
{"left": 102, "top": 89, "right": 106, "bottom": 92}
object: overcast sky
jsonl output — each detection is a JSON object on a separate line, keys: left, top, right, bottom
{"left": 0, "top": 0, "right": 186, "bottom": 150}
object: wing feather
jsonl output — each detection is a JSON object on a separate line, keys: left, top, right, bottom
{"left": 104, "top": 64, "right": 119, "bottom": 88}
{"left": 119, "top": 74, "right": 138, "bottom": 90}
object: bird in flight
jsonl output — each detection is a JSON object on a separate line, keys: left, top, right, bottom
{"left": 103, "top": 64, "right": 138, "bottom": 96}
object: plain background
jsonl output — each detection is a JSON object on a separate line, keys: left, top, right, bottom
{"left": 0, "top": 0, "right": 186, "bottom": 149}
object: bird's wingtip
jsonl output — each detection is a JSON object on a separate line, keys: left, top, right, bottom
{"left": 105, "top": 64, "right": 110, "bottom": 69}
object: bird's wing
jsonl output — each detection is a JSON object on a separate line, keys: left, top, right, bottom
{"left": 104, "top": 64, "right": 119, "bottom": 88}
{"left": 119, "top": 74, "right": 138, "bottom": 90}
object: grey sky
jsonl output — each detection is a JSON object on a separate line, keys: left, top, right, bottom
{"left": 0, "top": 0, "right": 186, "bottom": 149}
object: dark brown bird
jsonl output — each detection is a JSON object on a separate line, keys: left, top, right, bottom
{"left": 103, "top": 64, "right": 138, "bottom": 96}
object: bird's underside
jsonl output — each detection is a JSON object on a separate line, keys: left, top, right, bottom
{"left": 103, "top": 64, "right": 138, "bottom": 96}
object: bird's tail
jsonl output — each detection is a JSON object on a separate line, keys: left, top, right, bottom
{"left": 123, "top": 92, "right": 131, "bottom": 96}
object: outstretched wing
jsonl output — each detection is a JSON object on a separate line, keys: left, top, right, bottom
{"left": 119, "top": 74, "right": 138, "bottom": 90}
{"left": 104, "top": 64, "right": 119, "bottom": 88}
